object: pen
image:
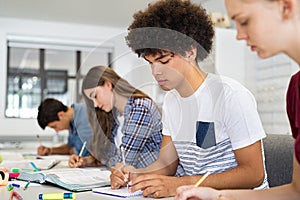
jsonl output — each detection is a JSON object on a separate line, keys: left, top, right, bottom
{"left": 38, "top": 192, "right": 76, "bottom": 200}
{"left": 23, "top": 181, "right": 30, "bottom": 190}
{"left": 120, "top": 144, "right": 129, "bottom": 189}
{"left": 77, "top": 141, "right": 87, "bottom": 164}
{"left": 12, "top": 183, "right": 20, "bottom": 188}
{"left": 29, "top": 161, "right": 40, "bottom": 171}
{"left": 36, "top": 134, "right": 42, "bottom": 146}
{"left": 194, "top": 172, "right": 210, "bottom": 187}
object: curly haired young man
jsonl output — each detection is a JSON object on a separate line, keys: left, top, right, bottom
{"left": 110, "top": 0, "right": 269, "bottom": 198}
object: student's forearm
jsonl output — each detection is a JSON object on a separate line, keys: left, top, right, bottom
{"left": 135, "top": 158, "right": 178, "bottom": 175}
{"left": 135, "top": 135, "right": 179, "bottom": 175}
{"left": 85, "top": 156, "right": 104, "bottom": 167}
{"left": 219, "top": 183, "right": 300, "bottom": 200}
{"left": 51, "top": 144, "right": 73, "bottom": 155}
{"left": 172, "top": 163, "right": 265, "bottom": 191}
{"left": 198, "top": 141, "right": 266, "bottom": 189}
{"left": 198, "top": 165, "right": 264, "bottom": 189}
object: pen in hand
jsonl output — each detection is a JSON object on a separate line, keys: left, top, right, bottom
{"left": 194, "top": 172, "right": 210, "bottom": 187}
{"left": 120, "top": 144, "right": 129, "bottom": 190}
{"left": 77, "top": 141, "right": 87, "bottom": 166}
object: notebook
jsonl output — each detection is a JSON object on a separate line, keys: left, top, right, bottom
{"left": 17, "top": 168, "right": 111, "bottom": 191}
{"left": 0, "top": 159, "right": 60, "bottom": 171}
{"left": 92, "top": 186, "right": 143, "bottom": 198}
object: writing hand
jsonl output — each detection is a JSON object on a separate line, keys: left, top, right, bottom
{"left": 110, "top": 163, "right": 137, "bottom": 189}
{"left": 129, "top": 174, "right": 178, "bottom": 198}
{"left": 37, "top": 145, "right": 51, "bottom": 156}
{"left": 68, "top": 154, "right": 84, "bottom": 168}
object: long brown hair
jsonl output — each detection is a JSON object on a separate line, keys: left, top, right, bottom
{"left": 82, "top": 66, "right": 150, "bottom": 162}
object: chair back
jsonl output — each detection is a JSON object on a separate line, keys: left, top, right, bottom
{"left": 263, "top": 134, "right": 294, "bottom": 187}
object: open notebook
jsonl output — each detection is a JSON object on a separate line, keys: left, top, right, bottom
{"left": 0, "top": 159, "right": 60, "bottom": 171}
{"left": 93, "top": 186, "right": 143, "bottom": 198}
{"left": 17, "top": 168, "right": 111, "bottom": 191}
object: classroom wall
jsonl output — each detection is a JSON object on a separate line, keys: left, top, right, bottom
{"left": 215, "top": 28, "right": 246, "bottom": 85}
{"left": 0, "top": 19, "right": 262, "bottom": 139}
{"left": 0, "top": 17, "right": 149, "bottom": 138}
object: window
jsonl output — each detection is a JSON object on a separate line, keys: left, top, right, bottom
{"left": 6, "top": 36, "right": 113, "bottom": 118}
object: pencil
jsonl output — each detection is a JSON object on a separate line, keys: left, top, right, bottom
{"left": 120, "top": 145, "right": 126, "bottom": 166}
{"left": 77, "top": 141, "right": 87, "bottom": 164}
{"left": 120, "top": 145, "right": 129, "bottom": 189}
{"left": 194, "top": 172, "right": 210, "bottom": 187}
{"left": 78, "top": 141, "right": 87, "bottom": 157}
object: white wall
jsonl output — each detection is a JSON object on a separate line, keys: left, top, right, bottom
{"left": 0, "top": 17, "right": 148, "bottom": 137}
{"left": 214, "top": 28, "right": 296, "bottom": 135}
{"left": 215, "top": 28, "right": 246, "bottom": 85}
{"left": 0, "top": 21, "right": 261, "bottom": 138}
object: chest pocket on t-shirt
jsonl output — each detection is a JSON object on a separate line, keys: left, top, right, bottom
{"left": 196, "top": 121, "right": 216, "bottom": 149}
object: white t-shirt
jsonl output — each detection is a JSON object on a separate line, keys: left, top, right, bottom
{"left": 162, "top": 73, "right": 268, "bottom": 189}
{"left": 114, "top": 115, "right": 124, "bottom": 149}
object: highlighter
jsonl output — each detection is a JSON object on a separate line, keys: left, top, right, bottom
{"left": 38, "top": 192, "right": 76, "bottom": 200}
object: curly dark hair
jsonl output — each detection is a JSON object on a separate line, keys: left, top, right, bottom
{"left": 126, "top": 0, "right": 214, "bottom": 61}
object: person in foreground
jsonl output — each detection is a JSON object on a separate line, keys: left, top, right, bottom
{"left": 37, "top": 98, "right": 91, "bottom": 157}
{"left": 175, "top": 0, "right": 300, "bottom": 199}
{"left": 110, "top": 0, "right": 269, "bottom": 198}
{"left": 69, "top": 65, "right": 162, "bottom": 169}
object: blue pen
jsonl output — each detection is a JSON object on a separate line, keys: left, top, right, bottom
{"left": 12, "top": 183, "right": 20, "bottom": 188}
{"left": 29, "top": 162, "right": 40, "bottom": 171}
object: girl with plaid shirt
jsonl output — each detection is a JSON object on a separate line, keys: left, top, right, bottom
{"left": 69, "top": 66, "right": 162, "bottom": 170}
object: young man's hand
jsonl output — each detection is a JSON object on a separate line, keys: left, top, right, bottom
{"left": 37, "top": 145, "right": 51, "bottom": 156}
{"left": 110, "top": 162, "right": 137, "bottom": 189}
{"left": 68, "top": 154, "right": 85, "bottom": 168}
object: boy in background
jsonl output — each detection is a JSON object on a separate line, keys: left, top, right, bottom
{"left": 37, "top": 98, "right": 91, "bottom": 157}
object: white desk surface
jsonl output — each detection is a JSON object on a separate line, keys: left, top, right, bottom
{"left": 0, "top": 145, "right": 173, "bottom": 200}
{"left": 0, "top": 182, "right": 173, "bottom": 199}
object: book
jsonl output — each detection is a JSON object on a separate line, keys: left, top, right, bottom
{"left": 17, "top": 168, "right": 111, "bottom": 191}
{"left": 0, "top": 159, "right": 60, "bottom": 171}
{"left": 92, "top": 186, "right": 143, "bottom": 198}
{"left": 36, "top": 155, "right": 70, "bottom": 161}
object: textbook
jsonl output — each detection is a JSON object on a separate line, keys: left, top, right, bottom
{"left": 17, "top": 168, "right": 111, "bottom": 191}
{"left": 92, "top": 186, "right": 143, "bottom": 198}
{"left": 0, "top": 159, "right": 60, "bottom": 171}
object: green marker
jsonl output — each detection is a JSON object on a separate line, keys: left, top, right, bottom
{"left": 11, "top": 168, "right": 20, "bottom": 173}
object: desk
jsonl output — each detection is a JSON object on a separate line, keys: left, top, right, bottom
{"left": 0, "top": 182, "right": 173, "bottom": 199}
{"left": 0, "top": 145, "right": 173, "bottom": 200}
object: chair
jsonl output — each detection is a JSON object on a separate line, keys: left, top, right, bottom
{"left": 263, "top": 134, "right": 294, "bottom": 187}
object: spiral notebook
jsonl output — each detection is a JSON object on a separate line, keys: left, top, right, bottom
{"left": 92, "top": 186, "right": 143, "bottom": 198}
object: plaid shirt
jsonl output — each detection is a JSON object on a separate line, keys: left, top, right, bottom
{"left": 110, "top": 97, "right": 162, "bottom": 168}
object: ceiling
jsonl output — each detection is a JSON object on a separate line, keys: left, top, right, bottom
{"left": 0, "top": 0, "right": 227, "bottom": 28}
